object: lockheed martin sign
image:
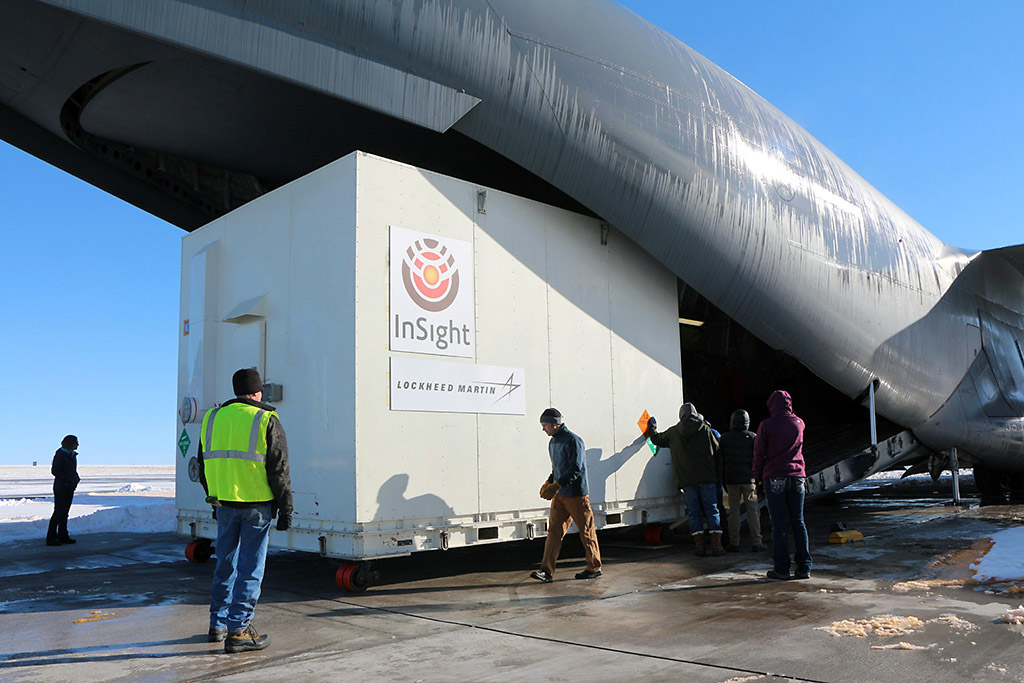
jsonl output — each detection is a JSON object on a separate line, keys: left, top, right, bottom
{"left": 390, "top": 356, "right": 525, "bottom": 415}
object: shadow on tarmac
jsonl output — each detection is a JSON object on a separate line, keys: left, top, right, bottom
{"left": 0, "top": 635, "right": 218, "bottom": 668}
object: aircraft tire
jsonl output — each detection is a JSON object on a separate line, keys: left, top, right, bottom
{"left": 1005, "top": 472, "right": 1024, "bottom": 505}
{"left": 973, "top": 465, "right": 1008, "bottom": 506}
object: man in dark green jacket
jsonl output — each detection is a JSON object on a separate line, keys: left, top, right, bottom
{"left": 647, "top": 403, "right": 723, "bottom": 555}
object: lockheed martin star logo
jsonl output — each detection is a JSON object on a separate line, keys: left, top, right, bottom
{"left": 479, "top": 373, "right": 522, "bottom": 405}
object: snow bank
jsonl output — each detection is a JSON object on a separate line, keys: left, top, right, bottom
{"left": 0, "top": 501, "right": 176, "bottom": 541}
{"left": 971, "top": 527, "right": 1024, "bottom": 582}
{"left": 115, "top": 483, "right": 159, "bottom": 493}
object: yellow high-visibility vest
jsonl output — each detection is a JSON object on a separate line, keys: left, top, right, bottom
{"left": 200, "top": 403, "right": 276, "bottom": 503}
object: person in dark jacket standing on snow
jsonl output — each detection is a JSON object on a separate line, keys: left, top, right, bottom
{"left": 719, "top": 410, "right": 765, "bottom": 552}
{"left": 530, "top": 408, "right": 602, "bottom": 582}
{"left": 646, "top": 403, "right": 724, "bottom": 556}
{"left": 46, "top": 435, "right": 81, "bottom": 546}
{"left": 199, "top": 368, "right": 293, "bottom": 653}
{"left": 753, "top": 390, "right": 811, "bottom": 580}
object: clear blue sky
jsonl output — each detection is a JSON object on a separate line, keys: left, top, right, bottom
{"left": 2, "top": 2, "right": 1021, "bottom": 465}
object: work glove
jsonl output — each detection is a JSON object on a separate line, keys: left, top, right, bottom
{"left": 645, "top": 416, "right": 657, "bottom": 435}
{"left": 540, "top": 482, "right": 562, "bottom": 500}
{"left": 276, "top": 512, "right": 292, "bottom": 531}
{"left": 539, "top": 480, "right": 551, "bottom": 498}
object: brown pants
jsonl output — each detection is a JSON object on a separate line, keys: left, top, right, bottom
{"left": 726, "top": 483, "right": 763, "bottom": 547}
{"left": 540, "top": 494, "right": 602, "bottom": 575}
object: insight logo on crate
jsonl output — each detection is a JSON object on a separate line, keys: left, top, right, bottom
{"left": 390, "top": 226, "right": 474, "bottom": 357}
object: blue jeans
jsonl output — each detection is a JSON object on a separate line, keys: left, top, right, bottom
{"left": 210, "top": 504, "right": 272, "bottom": 632}
{"left": 765, "top": 477, "right": 811, "bottom": 576}
{"left": 683, "top": 483, "right": 721, "bottom": 533}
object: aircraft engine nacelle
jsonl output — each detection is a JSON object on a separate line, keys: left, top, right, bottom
{"left": 915, "top": 320, "right": 1024, "bottom": 472}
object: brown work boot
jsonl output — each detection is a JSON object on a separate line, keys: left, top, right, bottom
{"left": 709, "top": 532, "right": 725, "bottom": 556}
{"left": 692, "top": 532, "right": 707, "bottom": 557}
{"left": 224, "top": 623, "right": 271, "bottom": 653}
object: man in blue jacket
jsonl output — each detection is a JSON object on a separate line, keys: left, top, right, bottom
{"left": 530, "top": 408, "right": 602, "bottom": 582}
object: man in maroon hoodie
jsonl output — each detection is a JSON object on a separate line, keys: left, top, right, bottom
{"left": 753, "top": 390, "right": 811, "bottom": 580}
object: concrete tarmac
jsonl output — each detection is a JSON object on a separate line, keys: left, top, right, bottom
{"left": 2, "top": 478, "right": 1023, "bottom": 682}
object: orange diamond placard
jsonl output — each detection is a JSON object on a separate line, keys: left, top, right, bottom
{"left": 637, "top": 410, "right": 651, "bottom": 434}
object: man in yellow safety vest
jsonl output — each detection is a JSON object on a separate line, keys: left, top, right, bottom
{"left": 199, "top": 368, "right": 293, "bottom": 653}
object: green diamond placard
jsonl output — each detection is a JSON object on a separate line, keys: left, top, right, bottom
{"left": 178, "top": 429, "right": 191, "bottom": 457}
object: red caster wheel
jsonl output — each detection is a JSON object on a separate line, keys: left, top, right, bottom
{"left": 335, "top": 563, "right": 371, "bottom": 592}
{"left": 185, "top": 539, "right": 214, "bottom": 563}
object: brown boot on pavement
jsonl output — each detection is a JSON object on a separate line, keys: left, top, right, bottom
{"left": 224, "top": 623, "right": 271, "bottom": 653}
{"left": 692, "top": 532, "right": 707, "bottom": 557}
{"left": 709, "top": 532, "right": 726, "bottom": 556}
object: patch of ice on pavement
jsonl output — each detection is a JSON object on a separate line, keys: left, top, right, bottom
{"left": 816, "top": 545, "right": 889, "bottom": 560}
{"left": 870, "top": 641, "right": 933, "bottom": 650}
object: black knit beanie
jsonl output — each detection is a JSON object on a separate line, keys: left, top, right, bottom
{"left": 233, "top": 368, "right": 263, "bottom": 396}
{"left": 539, "top": 407, "right": 563, "bottom": 424}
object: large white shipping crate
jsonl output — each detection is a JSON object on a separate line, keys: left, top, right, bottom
{"left": 175, "top": 152, "right": 684, "bottom": 562}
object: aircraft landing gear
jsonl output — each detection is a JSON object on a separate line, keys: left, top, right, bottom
{"left": 1007, "top": 472, "right": 1024, "bottom": 505}
{"left": 973, "top": 465, "right": 1008, "bottom": 506}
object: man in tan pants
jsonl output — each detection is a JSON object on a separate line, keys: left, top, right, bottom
{"left": 531, "top": 408, "right": 602, "bottom": 582}
{"left": 719, "top": 409, "right": 765, "bottom": 552}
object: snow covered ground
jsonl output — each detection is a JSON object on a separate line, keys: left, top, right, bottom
{"left": 0, "top": 466, "right": 175, "bottom": 542}
{"left": 973, "top": 526, "right": 1024, "bottom": 582}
